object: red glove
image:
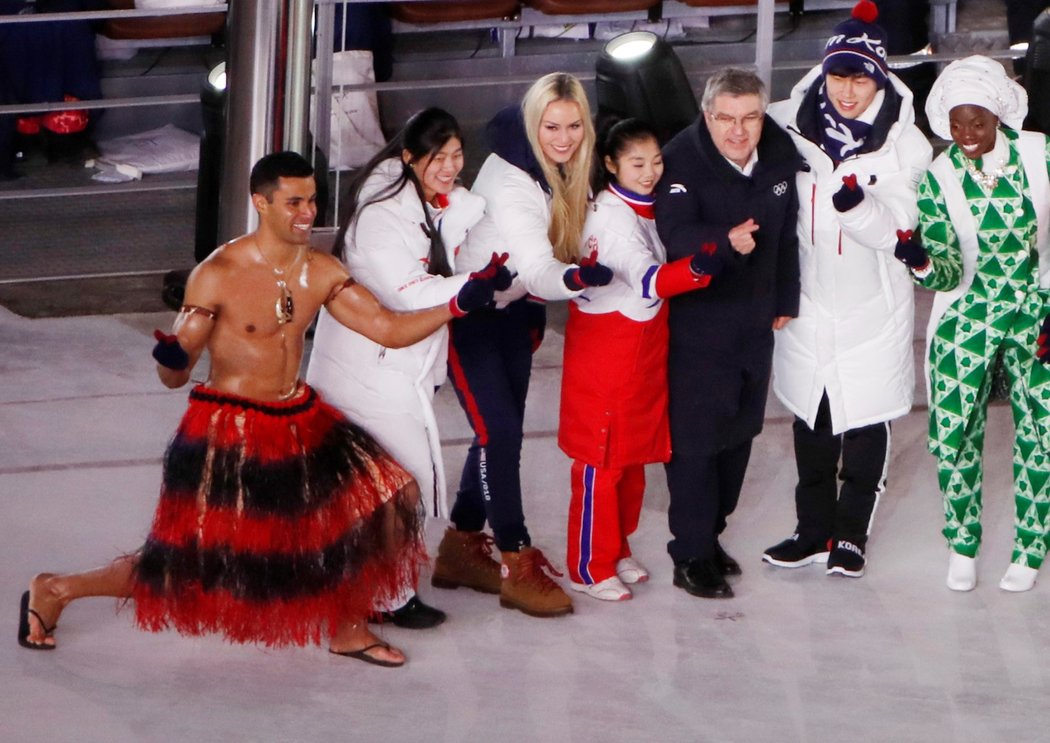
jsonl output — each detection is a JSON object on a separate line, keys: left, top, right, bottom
{"left": 1038, "top": 314, "right": 1050, "bottom": 364}
{"left": 152, "top": 329, "right": 189, "bottom": 370}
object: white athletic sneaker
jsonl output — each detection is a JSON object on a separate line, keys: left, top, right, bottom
{"left": 615, "top": 557, "right": 649, "bottom": 584}
{"left": 946, "top": 552, "right": 977, "bottom": 592}
{"left": 1000, "top": 563, "right": 1038, "bottom": 592}
{"left": 570, "top": 575, "right": 632, "bottom": 601}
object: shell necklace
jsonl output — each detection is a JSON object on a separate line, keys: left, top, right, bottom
{"left": 961, "top": 136, "right": 1014, "bottom": 192}
{"left": 257, "top": 243, "right": 301, "bottom": 325}
{"left": 963, "top": 155, "right": 1015, "bottom": 191}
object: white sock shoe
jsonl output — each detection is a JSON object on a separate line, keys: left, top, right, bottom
{"left": 615, "top": 557, "right": 649, "bottom": 584}
{"left": 999, "top": 563, "right": 1038, "bottom": 592}
{"left": 570, "top": 575, "right": 632, "bottom": 601}
{"left": 946, "top": 552, "right": 977, "bottom": 592}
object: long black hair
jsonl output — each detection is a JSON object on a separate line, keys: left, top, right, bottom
{"left": 591, "top": 117, "right": 661, "bottom": 194}
{"left": 332, "top": 107, "right": 463, "bottom": 277}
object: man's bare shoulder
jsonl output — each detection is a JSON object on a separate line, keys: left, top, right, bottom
{"left": 307, "top": 247, "right": 347, "bottom": 274}
{"left": 184, "top": 237, "right": 255, "bottom": 308}
{"left": 305, "top": 248, "right": 351, "bottom": 296}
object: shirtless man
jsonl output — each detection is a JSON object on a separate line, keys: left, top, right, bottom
{"left": 18, "top": 152, "right": 508, "bottom": 667}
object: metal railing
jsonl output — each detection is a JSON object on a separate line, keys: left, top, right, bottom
{"left": 0, "top": 2, "right": 227, "bottom": 201}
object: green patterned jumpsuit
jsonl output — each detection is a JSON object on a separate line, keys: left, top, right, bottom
{"left": 917, "top": 128, "right": 1050, "bottom": 569}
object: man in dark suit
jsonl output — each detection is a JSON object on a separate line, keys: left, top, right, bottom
{"left": 655, "top": 68, "right": 801, "bottom": 599}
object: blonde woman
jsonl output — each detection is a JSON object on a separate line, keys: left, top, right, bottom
{"left": 432, "top": 73, "right": 613, "bottom": 618}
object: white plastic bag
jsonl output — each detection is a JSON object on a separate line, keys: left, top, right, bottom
{"left": 95, "top": 124, "right": 200, "bottom": 175}
{"left": 313, "top": 50, "right": 385, "bottom": 170}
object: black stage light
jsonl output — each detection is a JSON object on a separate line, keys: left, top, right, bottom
{"left": 196, "top": 62, "right": 227, "bottom": 264}
{"left": 163, "top": 62, "right": 226, "bottom": 311}
{"left": 1023, "top": 9, "right": 1050, "bottom": 134}
{"left": 595, "top": 31, "right": 698, "bottom": 145}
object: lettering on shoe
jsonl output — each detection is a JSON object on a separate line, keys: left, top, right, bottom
{"left": 836, "top": 540, "right": 864, "bottom": 556}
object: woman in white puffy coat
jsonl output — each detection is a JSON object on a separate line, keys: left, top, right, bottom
{"left": 307, "top": 108, "right": 488, "bottom": 629}
{"left": 762, "top": 9, "right": 933, "bottom": 577}
{"left": 433, "top": 73, "right": 615, "bottom": 619}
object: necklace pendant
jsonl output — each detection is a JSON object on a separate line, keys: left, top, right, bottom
{"left": 275, "top": 279, "right": 294, "bottom": 325}
{"left": 964, "top": 157, "right": 1005, "bottom": 191}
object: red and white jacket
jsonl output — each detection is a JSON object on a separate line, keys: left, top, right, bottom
{"left": 559, "top": 186, "right": 707, "bottom": 468}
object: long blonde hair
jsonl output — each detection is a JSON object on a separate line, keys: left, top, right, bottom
{"left": 522, "top": 72, "right": 595, "bottom": 264}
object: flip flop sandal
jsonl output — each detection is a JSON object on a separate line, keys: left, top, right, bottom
{"left": 18, "top": 591, "right": 56, "bottom": 651}
{"left": 329, "top": 641, "right": 404, "bottom": 668}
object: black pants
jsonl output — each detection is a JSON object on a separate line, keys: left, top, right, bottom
{"left": 793, "top": 392, "right": 889, "bottom": 546}
{"left": 447, "top": 299, "right": 540, "bottom": 552}
{"left": 665, "top": 439, "right": 753, "bottom": 563}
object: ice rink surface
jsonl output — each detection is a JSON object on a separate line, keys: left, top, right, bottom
{"left": 4, "top": 294, "right": 1050, "bottom": 743}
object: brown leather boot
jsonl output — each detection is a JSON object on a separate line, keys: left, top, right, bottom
{"left": 431, "top": 527, "right": 502, "bottom": 594}
{"left": 499, "top": 547, "right": 574, "bottom": 617}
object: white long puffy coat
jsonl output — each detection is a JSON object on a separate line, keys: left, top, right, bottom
{"left": 767, "top": 67, "right": 933, "bottom": 433}
{"left": 306, "top": 159, "right": 484, "bottom": 518}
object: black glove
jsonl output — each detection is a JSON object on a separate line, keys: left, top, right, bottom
{"left": 1038, "top": 314, "right": 1050, "bottom": 364}
{"left": 893, "top": 229, "right": 929, "bottom": 270}
{"left": 832, "top": 173, "right": 864, "bottom": 212}
{"left": 152, "top": 329, "right": 189, "bottom": 371}
{"left": 451, "top": 252, "right": 510, "bottom": 316}
{"left": 564, "top": 249, "right": 613, "bottom": 290}
{"left": 689, "top": 241, "right": 723, "bottom": 278}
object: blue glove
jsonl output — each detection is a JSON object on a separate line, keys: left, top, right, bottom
{"left": 832, "top": 174, "right": 864, "bottom": 212}
{"left": 893, "top": 229, "right": 929, "bottom": 270}
{"left": 689, "top": 242, "right": 723, "bottom": 278}
{"left": 451, "top": 252, "right": 510, "bottom": 316}
{"left": 152, "top": 329, "right": 189, "bottom": 371}
{"left": 563, "top": 249, "right": 613, "bottom": 290}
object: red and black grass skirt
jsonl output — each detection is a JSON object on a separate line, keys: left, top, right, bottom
{"left": 131, "top": 383, "right": 424, "bottom": 647}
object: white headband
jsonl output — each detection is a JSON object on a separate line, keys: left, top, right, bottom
{"left": 925, "top": 55, "right": 1028, "bottom": 140}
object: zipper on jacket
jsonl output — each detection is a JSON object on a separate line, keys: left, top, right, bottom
{"left": 838, "top": 231, "right": 842, "bottom": 256}
{"left": 811, "top": 183, "right": 816, "bottom": 244}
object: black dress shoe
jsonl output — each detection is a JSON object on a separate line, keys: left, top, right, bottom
{"left": 673, "top": 558, "right": 734, "bottom": 599}
{"left": 370, "top": 595, "right": 447, "bottom": 629}
{"left": 715, "top": 542, "right": 742, "bottom": 577}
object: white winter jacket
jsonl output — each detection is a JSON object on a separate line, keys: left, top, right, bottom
{"left": 458, "top": 153, "right": 584, "bottom": 306}
{"left": 306, "top": 159, "right": 485, "bottom": 517}
{"left": 574, "top": 189, "right": 666, "bottom": 321}
{"left": 767, "top": 67, "right": 933, "bottom": 433}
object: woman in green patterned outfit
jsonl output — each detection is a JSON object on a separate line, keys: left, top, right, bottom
{"left": 894, "top": 56, "right": 1050, "bottom": 593}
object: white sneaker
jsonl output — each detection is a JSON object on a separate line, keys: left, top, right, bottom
{"left": 946, "top": 552, "right": 977, "bottom": 592}
{"left": 1000, "top": 563, "right": 1038, "bottom": 592}
{"left": 616, "top": 557, "right": 649, "bottom": 584}
{"left": 570, "top": 575, "right": 632, "bottom": 601}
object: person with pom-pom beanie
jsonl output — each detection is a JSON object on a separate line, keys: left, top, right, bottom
{"left": 763, "top": 0, "right": 933, "bottom": 578}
